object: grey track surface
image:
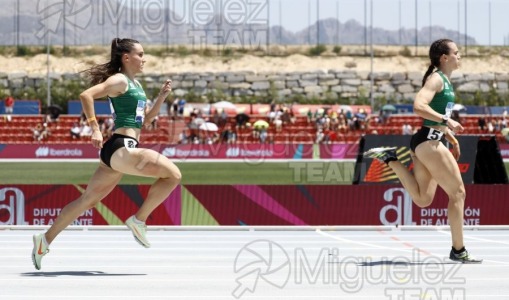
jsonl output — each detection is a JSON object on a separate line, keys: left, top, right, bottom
{"left": 1, "top": 226, "right": 508, "bottom": 300}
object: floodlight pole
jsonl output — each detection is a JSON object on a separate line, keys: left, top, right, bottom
{"left": 370, "top": 0, "right": 374, "bottom": 110}
{"left": 45, "top": 0, "right": 51, "bottom": 108}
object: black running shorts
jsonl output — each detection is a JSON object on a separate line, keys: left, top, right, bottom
{"left": 100, "top": 133, "right": 139, "bottom": 168}
{"left": 410, "top": 126, "right": 446, "bottom": 152}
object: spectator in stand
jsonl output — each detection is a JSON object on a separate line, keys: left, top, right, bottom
{"left": 478, "top": 115, "right": 486, "bottom": 132}
{"left": 273, "top": 114, "right": 283, "bottom": 132}
{"left": 351, "top": 109, "right": 366, "bottom": 131}
{"left": 281, "top": 107, "right": 293, "bottom": 126}
{"left": 306, "top": 109, "right": 313, "bottom": 123}
{"left": 218, "top": 109, "right": 228, "bottom": 128}
{"left": 337, "top": 113, "right": 349, "bottom": 133}
{"left": 379, "top": 109, "right": 390, "bottom": 125}
{"left": 172, "top": 98, "right": 179, "bottom": 119}
{"left": 33, "top": 122, "right": 50, "bottom": 142}
{"left": 70, "top": 122, "right": 81, "bottom": 140}
{"left": 104, "top": 117, "right": 114, "bottom": 139}
{"left": 252, "top": 120, "right": 269, "bottom": 143}
{"left": 235, "top": 112, "right": 249, "bottom": 130}
{"left": 329, "top": 110, "right": 339, "bottom": 130}
{"left": 45, "top": 105, "right": 62, "bottom": 127}
{"left": 259, "top": 128, "right": 268, "bottom": 144}
{"left": 4, "top": 96, "right": 14, "bottom": 122}
{"left": 177, "top": 98, "right": 186, "bottom": 117}
{"left": 487, "top": 119, "right": 494, "bottom": 133}
{"left": 402, "top": 123, "right": 413, "bottom": 135}
{"left": 220, "top": 123, "right": 237, "bottom": 144}
{"left": 33, "top": 123, "right": 43, "bottom": 141}
{"left": 80, "top": 120, "right": 93, "bottom": 138}
{"left": 178, "top": 128, "right": 190, "bottom": 144}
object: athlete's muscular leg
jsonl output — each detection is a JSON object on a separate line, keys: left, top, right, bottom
{"left": 386, "top": 145, "right": 438, "bottom": 207}
{"left": 414, "top": 142, "right": 466, "bottom": 250}
{"left": 45, "top": 164, "right": 123, "bottom": 244}
{"left": 110, "top": 147, "right": 181, "bottom": 222}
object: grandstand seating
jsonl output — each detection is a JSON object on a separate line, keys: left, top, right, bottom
{"left": 0, "top": 114, "right": 506, "bottom": 145}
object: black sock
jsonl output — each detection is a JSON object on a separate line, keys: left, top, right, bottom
{"left": 452, "top": 246, "right": 466, "bottom": 254}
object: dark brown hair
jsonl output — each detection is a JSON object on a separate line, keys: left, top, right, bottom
{"left": 422, "top": 39, "right": 453, "bottom": 87}
{"left": 82, "top": 38, "right": 140, "bottom": 85}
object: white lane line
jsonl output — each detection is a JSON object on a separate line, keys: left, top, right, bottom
{"left": 315, "top": 229, "right": 438, "bottom": 256}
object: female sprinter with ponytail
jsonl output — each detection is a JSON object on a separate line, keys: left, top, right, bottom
{"left": 32, "top": 38, "right": 182, "bottom": 270}
{"left": 364, "top": 39, "right": 481, "bottom": 263}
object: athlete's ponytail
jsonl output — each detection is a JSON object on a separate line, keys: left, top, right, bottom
{"left": 421, "top": 64, "right": 435, "bottom": 87}
{"left": 421, "top": 39, "right": 453, "bottom": 87}
{"left": 82, "top": 38, "right": 139, "bottom": 85}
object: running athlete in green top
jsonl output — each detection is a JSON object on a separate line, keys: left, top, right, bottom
{"left": 32, "top": 38, "right": 182, "bottom": 270}
{"left": 364, "top": 39, "right": 482, "bottom": 263}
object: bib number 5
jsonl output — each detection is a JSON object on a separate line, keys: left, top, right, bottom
{"left": 427, "top": 128, "right": 444, "bottom": 141}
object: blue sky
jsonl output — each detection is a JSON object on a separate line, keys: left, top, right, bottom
{"left": 268, "top": 0, "right": 507, "bottom": 45}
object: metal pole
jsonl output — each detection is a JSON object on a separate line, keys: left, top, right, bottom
{"left": 16, "top": 0, "right": 20, "bottom": 48}
{"left": 46, "top": 0, "right": 51, "bottom": 107}
{"left": 488, "top": 1, "right": 491, "bottom": 46}
{"left": 63, "top": 0, "right": 66, "bottom": 55}
{"left": 464, "top": 0, "right": 467, "bottom": 56}
{"left": 457, "top": 0, "right": 460, "bottom": 42}
{"left": 415, "top": 0, "right": 418, "bottom": 55}
{"left": 370, "top": 0, "right": 374, "bottom": 110}
{"left": 279, "top": 0, "right": 282, "bottom": 44}
{"left": 266, "top": 0, "right": 270, "bottom": 52}
{"left": 429, "top": 0, "right": 431, "bottom": 44}
{"left": 316, "top": 0, "right": 319, "bottom": 45}
{"left": 336, "top": 0, "right": 339, "bottom": 45}
{"left": 166, "top": 0, "right": 170, "bottom": 51}
{"left": 399, "top": 0, "right": 402, "bottom": 45}
{"left": 364, "top": 0, "right": 367, "bottom": 54}
{"left": 308, "top": 0, "right": 311, "bottom": 45}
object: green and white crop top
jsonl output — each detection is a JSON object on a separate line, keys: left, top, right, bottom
{"left": 108, "top": 74, "right": 147, "bottom": 129}
{"left": 423, "top": 71, "right": 455, "bottom": 126}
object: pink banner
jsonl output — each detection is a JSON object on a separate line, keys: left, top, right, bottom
{"left": 183, "top": 184, "right": 509, "bottom": 226}
{"left": 0, "top": 144, "right": 320, "bottom": 160}
{"left": 158, "top": 144, "right": 314, "bottom": 159}
{"left": 1, "top": 184, "right": 507, "bottom": 226}
{"left": 0, "top": 144, "right": 100, "bottom": 159}
{"left": 0, "top": 185, "right": 180, "bottom": 226}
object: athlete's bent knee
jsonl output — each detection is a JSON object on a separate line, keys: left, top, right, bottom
{"left": 413, "top": 196, "right": 433, "bottom": 208}
{"left": 448, "top": 186, "right": 466, "bottom": 204}
{"left": 161, "top": 167, "right": 181, "bottom": 183}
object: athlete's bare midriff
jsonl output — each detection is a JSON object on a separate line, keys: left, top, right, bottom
{"left": 427, "top": 124, "right": 448, "bottom": 134}
{"left": 114, "top": 127, "right": 141, "bottom": 140}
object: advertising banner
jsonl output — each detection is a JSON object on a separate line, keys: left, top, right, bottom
{"left": 0, "top": 185, "right": 180, "bottom": 226}
{"left": 183, "top": 184, "right": 507, "bottom": 226}
{"left": 159, "top": 144, "right": 315, "bottom": 160}
{"left": 2, "top": 184, "right": 507, "bottom": 226}
{"left": 0, "top": 144, "right": 320, "bottom": 160}
{"left": 0, "top": 144, "right": 101, "bottom": 159}
{"left": 355, "top": 135, "right": 479, "bottom": 184}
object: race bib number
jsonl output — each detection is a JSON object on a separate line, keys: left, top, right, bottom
{"left": 426, "top": 128, "right": 444, "bottom": 141}
{"left": 124, "top": 138, "right": 138, "bottom": 151}
{"left": 135, "top": 100, "right": 146, "bottom": 124}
